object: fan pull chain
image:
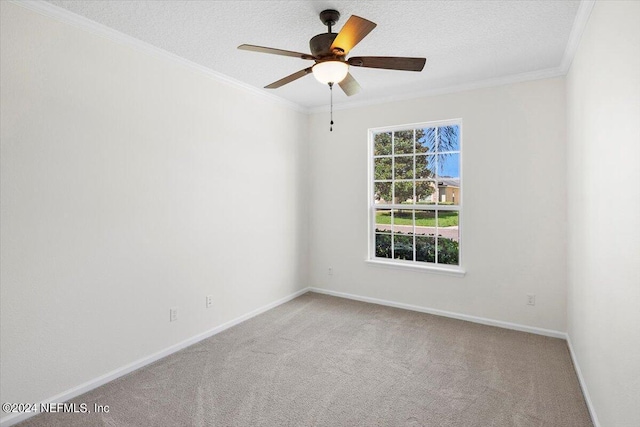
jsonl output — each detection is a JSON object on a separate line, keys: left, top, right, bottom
{"left": 329, "top": 82, "right": 334, "bottom": 132}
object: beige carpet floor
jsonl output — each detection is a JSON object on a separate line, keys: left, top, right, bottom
{"left": 18, "top": 292, "right": 592, "bottom": 426}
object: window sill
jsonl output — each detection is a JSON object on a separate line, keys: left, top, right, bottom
{"left": 365, "top": 259, "right": 466, "bottom": 277}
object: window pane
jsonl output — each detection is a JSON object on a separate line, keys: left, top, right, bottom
{"left": 374, "top": 157, "right": 392, "bottom": 180}
{"left": 394, "top": 181, "right": 414, "bottom": 204}
{"left": 416, "top": 127, "right": 436, "bottom": 153}
{"left": 374, "top": 132, "right": 392, "bottom": 155}
{"left": 437, "top": 153, "right": 459, "bottom": 178}
{"left": 416, "top": 154, "right": 436, "bottom": 179}
{"left": 437, "top": 237, "right": 459, "bottom": 265}
{"left": 391, "top": 209, "right": 413, "bottom": 233}
{"left": 375, "top": 233, "right": 392, "bottom": 258}
{"left": 394, "top": 130, "right": 414, "bottom": 155}
{"left": 416, "top": 236, "right": 436, "bottom": 263}
{"left": 374, "top": 182, "right": 392, "bottom": 204}
{"left": 436, "top": 153, "right": 460, "bottom": 205}
{"left": 394, "top": 156, "right": 413, "bottom": 179}
{"left": 374, "top": 209, "right": 392, "bottom": 233}
{"left": 416, "top": 181, "right": 437, "bottom": 204}
{"left": 437, "top": 211, "right": 459, "bottom": 230}
{"left": 435, "top": 181, "right": 460, "bottom": 205}
{"left": 414, "top": 210, "right": 436, "bottom": 236}
{"left": 393, "top": 234, "right": 414, "bottom": 260}
{"left": 438, "top": 125, "right": 460, "bottom": 152}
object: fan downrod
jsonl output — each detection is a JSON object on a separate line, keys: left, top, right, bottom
{"left": 319, "top": 9, "right": 340, "bottom": 32}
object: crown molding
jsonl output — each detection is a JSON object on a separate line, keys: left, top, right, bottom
{"left": 560, "top": 0, "right": 596, "bottom": 73}
{"left": 9, "top": 0, "right": 595, "bottom": 116}
{"left": 8, "top": 0, "right": 308, "bottom": 114}
{"left": 309, "top": 66, "right": 566, "bottom": 113}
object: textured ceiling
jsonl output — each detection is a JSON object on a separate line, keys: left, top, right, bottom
{"left": 45, "top": 0, "right": 581, "bottom": 110}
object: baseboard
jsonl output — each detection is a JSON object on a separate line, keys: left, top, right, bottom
{"left": 0, "top": 287, "right": 310, "bottom": 427}
{"left": 308, "top": 287, "right": 567, "bottom": 339}
{"left": 566, "top": 335, "right": 601, "bottom": 427}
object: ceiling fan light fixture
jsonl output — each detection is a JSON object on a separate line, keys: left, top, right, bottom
{"left": 312, "top": 60, "right": 349, "bottom": 84}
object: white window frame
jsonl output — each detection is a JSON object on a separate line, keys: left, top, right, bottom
{"left": 366, "top": 119, "right": 465, "bottom": 276}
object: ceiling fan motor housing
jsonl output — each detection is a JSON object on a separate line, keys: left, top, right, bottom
{"left": 310, "top": 33, "right": 340, "bottom": 58}
{"left": 311, "top": 9, "right": 345, "bottom": 59}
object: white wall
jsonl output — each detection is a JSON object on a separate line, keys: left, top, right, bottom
{"left": 566, "top": 1, "right": 640, "bottom": 426}
{"left": 308, "top": 77, "right": 567, "bottom": 332}
{"left": 0, "top": 1, "right": 308, "bottom": 416}
{"left": 4, "top": 1, "right": 639, "bottom": 425}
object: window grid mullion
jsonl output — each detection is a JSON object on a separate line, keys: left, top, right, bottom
{"left": 391, "top": 132, "right": 395, "bottom": 205}
{"left": 411, "top": 129, "right": 418, "bottom": 261}
{"left": 434, "top": 126, "right": 439, "bottom": 262}
{"left": 391, "top": 131, "right": 395, "bottom": 259}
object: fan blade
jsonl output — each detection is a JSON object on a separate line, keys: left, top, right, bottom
{"left": 238, "top": 44, "right": 316, "bottom": 60}
{"left": 338, "top": 73, "right": 361, "bottom": 96}
{"left": 265, "top": 67, "right": 313, "bottom": 89}
{"left": 330, "top": 15, "right": 377, "bottom": 55}
{"left": 348, "top": 56, "right": 426, "bottom": 71}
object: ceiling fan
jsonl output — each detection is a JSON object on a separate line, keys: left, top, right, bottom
{"left": 238, "top": 9, "right": 427, "bottom": 97}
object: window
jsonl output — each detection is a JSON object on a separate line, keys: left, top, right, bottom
{"left": 368, "top": 120, "right": 462, "bottom": 273}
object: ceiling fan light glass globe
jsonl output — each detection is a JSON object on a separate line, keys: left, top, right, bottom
{"left": 312, "top": 61, "right": 349, "bottom": 84}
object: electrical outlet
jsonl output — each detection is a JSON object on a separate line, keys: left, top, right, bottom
{"left": 170, "top": 307, "right": 178, "bottom": 322}
{"left": 206, "top": 295, "right": 213, "bottom": 308}
{"left": 527, "top": 294, "right": 536, "bottom": 306}
{"left": 328, "top": 267, "right": 333, "bottom": 276}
